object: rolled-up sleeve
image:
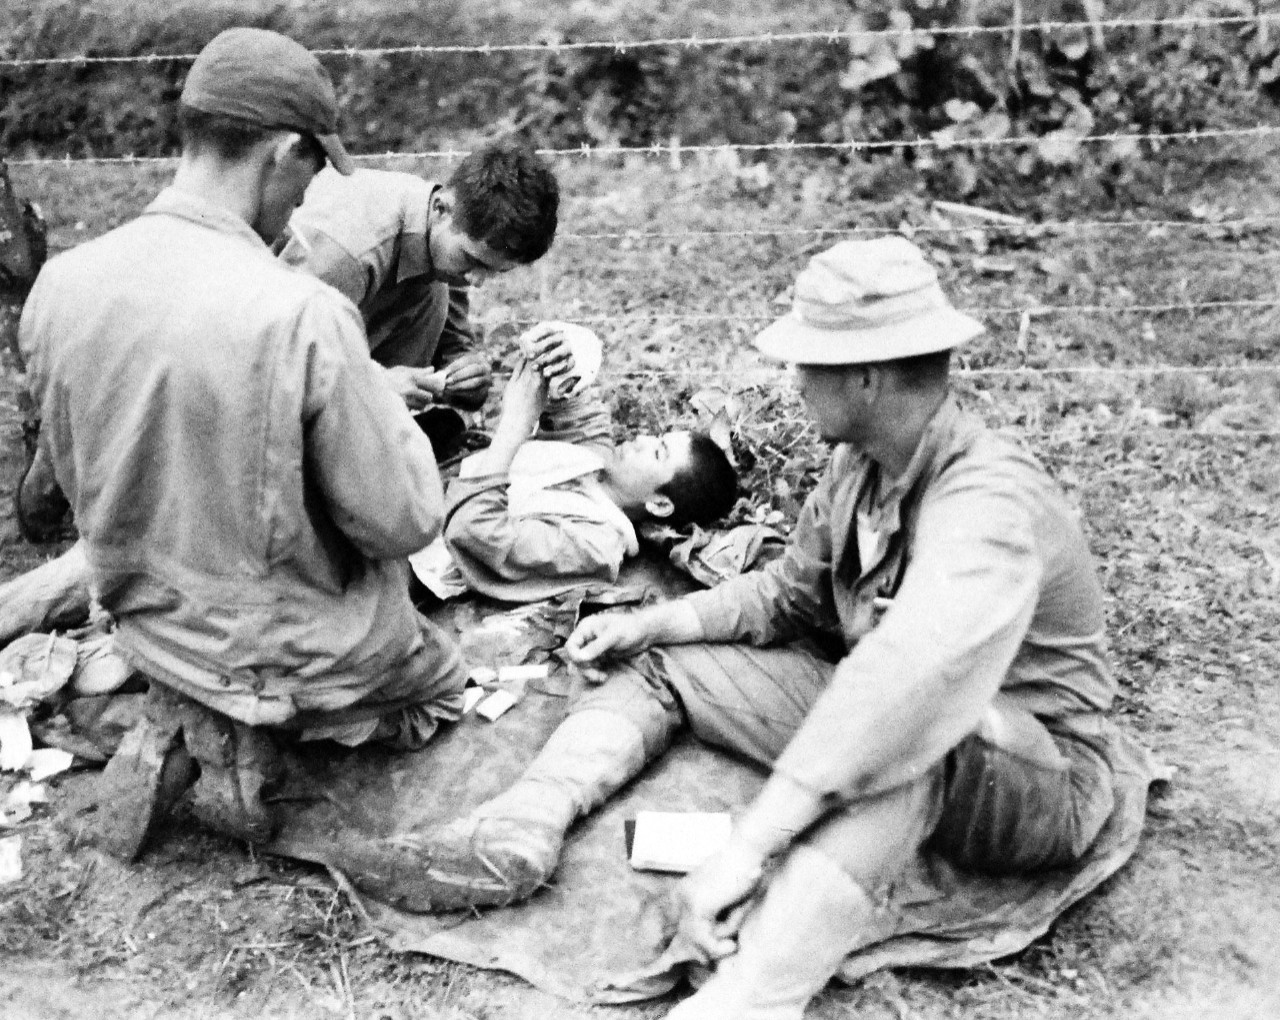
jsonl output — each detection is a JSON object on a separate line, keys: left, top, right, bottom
{"left": 772, "top": 465, "right": 1043, "bottom": 803}
{"left": 300, "top": 296, "right": 444, "bottom": 558}
{"left": 536, "top": 387, "right": 615, "bottom": 454}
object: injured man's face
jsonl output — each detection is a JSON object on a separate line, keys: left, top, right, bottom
{"left": 601, "top": 431, "right": 693, "bottom": 512}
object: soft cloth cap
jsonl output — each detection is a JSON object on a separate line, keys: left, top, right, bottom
{"left": 180, "top": 27, "right": 354, "bottom": 175}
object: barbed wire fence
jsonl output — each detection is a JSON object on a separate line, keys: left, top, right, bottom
{"left": 0, "top": 12, "right": 1275, "bottom": 66}
{"left": 4, "top": 12, "right": 1279, "bottom": 446}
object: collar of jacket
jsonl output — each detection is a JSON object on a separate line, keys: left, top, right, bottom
{"left": 143, "top": 186, "right": 273, "bottom": 252}
{"left": 394, "top": 182, "right": 439, "bottom": 286}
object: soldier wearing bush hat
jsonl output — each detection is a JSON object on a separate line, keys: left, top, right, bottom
{"left": 753, "top": 234, "right": 984, "bottom": 363}
{"left": 19, "top": 27, "right": 466, "bottom": 861}
{"left": 374, "top": 236, "right": 1150, "bottom": 1020}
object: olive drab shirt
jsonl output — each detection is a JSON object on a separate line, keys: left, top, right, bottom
{"left": 19, "top": 188, "right": 459, "bottom": 726}
{"left": 682, "top": 396, "right": 1117, "bottom": 803}
{"left": 277, "top": 168, "right": 481, "bottom": 407}
{"left": 443, "top": 387, "right": 639, "bottom": 602}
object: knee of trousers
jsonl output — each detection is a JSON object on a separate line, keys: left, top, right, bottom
{"left": 928, "top": 725, "right": 1115, "bottom": 874}
{"left": 798, "top": 771, "right": 947, "bottom": 896}
{"left": 569, "top": 652, "right": 682, "bottom": 760}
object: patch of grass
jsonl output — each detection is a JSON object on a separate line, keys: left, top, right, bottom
{"left": 3, "top": 75, "right": 1280, "bottom": 1020}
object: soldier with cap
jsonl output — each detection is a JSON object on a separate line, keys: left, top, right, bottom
{"left": 359, "top": 237, "right": 1141, "bottom": 1019}
{"left": 18, "top": 28, "right": 467, "bottom": 860}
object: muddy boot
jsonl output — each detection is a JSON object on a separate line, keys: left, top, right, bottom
{"left": 340, "top": 709, "right": 656, "bottom": 911}
{"left": 182, "top": 707, "right": 282, "bottom": 846}
{"left": 15, "top": 441, "right": 72, "bottom": 544}
{"left": 89, "top": 686, "right": 196, "bottom": 862}
{"left": 668, "top": 846, "right": 883, "bottom": 1020}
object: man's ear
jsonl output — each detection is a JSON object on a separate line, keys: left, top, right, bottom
{"left": 644, "top": 493, "right": 675, "bottom": 519}
{"left": 268, "top": 132, "right": 304, "bottom": 169}
{"left": 429, "top": 188, "right": 454, "bottom": 224}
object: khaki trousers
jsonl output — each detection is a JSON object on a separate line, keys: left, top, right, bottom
{"left": 576, "top": 639, "right": 1116, "bottom": 894}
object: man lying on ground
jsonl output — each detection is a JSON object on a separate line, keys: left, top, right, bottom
{"left": 437, "top": 323, "right": 738, "bottom": 602}
{"left": 0, "top": 326, "right": 737, "bottom": 641}
{"left": 16, "top": 139, "right": 560, "bottom": 540}
{"left": 277, "top": 140, "right": 560, "bottom": 419}
{"left": 17, "top": 28, "right": 467, "bottom": 861}
{"left": 343, "top": 237, "right": 1140, "bottom": 1020}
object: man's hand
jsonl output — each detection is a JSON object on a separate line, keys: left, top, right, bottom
{"left": 672, "top": 838, "right": 768, "bottom": 963}
{"left": 564, "top": 611, "right": 655, "bottom": 663}
{"left": 385, "top": 365, "right": 448, "bottom": 411}
{"left": 494, "top": 358, "right": 548, "bottom": 442}
{"left": 517, "top": 323, "right": 578, "bottom": 386}
{"left": 441, "top": 354, "right": 493, "bottom": 405}
{"left": 565, "top": 600, "right": 705, "bottom": 664}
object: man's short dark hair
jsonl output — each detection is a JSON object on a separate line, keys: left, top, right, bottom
{"left": 178, "top": 105, "right": 325, "bottom": 167}
{"left": 658, "top": 432, "right": 738, "bottom": 529}
{"left": 446, "top": 140, "right": 559, "bottom": 264}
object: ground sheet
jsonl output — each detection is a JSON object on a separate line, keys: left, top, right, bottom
{"left": 257, "top": 562, "right": 1159, "bottom": 1005}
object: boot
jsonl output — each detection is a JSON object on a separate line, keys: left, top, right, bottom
{"left": 182, "top": 707, "right": 282, "bottom": 845}
{"left": 340, "top": 708, "right": 652, "bottom": 911}
{"left": 89, "top": 691, "right": 196, "bottom": 862}
{"left": 667, "top": 846, "right": 884, "bottom": 1020}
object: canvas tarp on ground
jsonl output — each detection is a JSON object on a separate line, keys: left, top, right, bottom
{"left": 261, "top": 562, "right": 1160, "bottom": 1005}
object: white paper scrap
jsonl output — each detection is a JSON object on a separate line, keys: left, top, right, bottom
{"left": 8, "top": 781, "right": 47, "bottom": 807}
{"left": 0, "top": 835, "right": 22, "bottom": 884}
{"left": 468, "top": 666, "right": 499, "bottom": 686}
{"left": 475, "top": 689, "right": 517, "bottom": 721}
{"left": 26, "top": 748, "right": 74, "bottom": 781}
{"left": 629, "top": 811, "right": 733, "bottom": 874}
{"left": 0, "top": 781, "right": 46, "bottom": 827}
{"left": 407, "top": 538, "right": 469, "bottom": 600}
{"left": 497, "top": 663, "right": 549, "bottom": 683}
{"left": 461, "top": 686, "right": 487, "bottom": 714}
{"left": 0, "top": 712, "right": 33, "bottom": 772}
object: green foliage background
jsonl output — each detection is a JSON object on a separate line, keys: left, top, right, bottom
{"left": 2, "top": 0, "right": 1279, "bottom": 206}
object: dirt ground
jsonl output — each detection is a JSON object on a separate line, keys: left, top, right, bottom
{"left": 2, "top": 144, "right": 1280, "bottom": 1019}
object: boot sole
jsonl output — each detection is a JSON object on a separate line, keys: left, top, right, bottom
{"left": 338, "top": 833, "right": 552, "bottom": 912}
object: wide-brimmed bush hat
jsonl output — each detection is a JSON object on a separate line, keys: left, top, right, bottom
{"left": 180, "top": 27, "right": 354, "bottom": 175}
{"left": 754, "top": 236, "right": 984, "bottom": 364}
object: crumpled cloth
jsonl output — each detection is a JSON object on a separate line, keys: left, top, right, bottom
{"left": 667, "top": 523, "right": 786, "bottom": 588}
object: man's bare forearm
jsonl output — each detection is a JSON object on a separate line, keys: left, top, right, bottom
{"left": 631, "top": 599, "right": 706, "bottom": 646}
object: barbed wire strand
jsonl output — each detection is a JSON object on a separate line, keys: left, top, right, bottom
{"left": 772, "top": 421, "right": 1280, "bottom": 441}
{"left": 604, "top": 363, "right": 1280, "bottom": 379}
{"left": 495, "top": 298, "right": 1280, "bottom": 325}
{"left": 557, "top": 215, "right": 1280, "bottom": 240}
{"left": 1029, "top": 428, "right": 1280, "bottom": 440}
{"left": 10, "top": 124, "right": 1280, "bottom": 169}
{"left": 38, "top": 216, "right": 1280, "bottom": 250}
{"left": 0, "top": 13, "right": 1275, "bottom": 68}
